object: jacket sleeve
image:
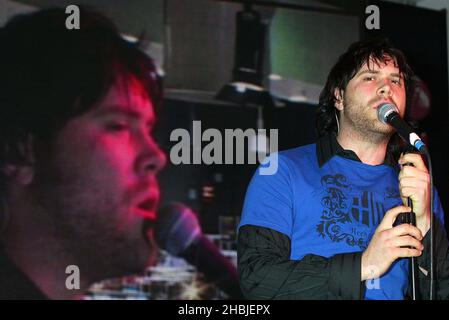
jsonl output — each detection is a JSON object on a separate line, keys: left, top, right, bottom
{"left": 238, "top": 224, "right": 366, "bottom": 300}
{"left": 415, "top": 216, "right": 449, "bottom": 300}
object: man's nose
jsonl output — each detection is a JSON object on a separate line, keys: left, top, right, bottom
{"left": 377, "top": 81, "right": 393, "bottom": 98}
{"left": 136, "top": 137, "right": 167, "bottom": 176}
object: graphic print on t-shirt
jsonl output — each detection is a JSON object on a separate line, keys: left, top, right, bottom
{"left": 316, "top": 174, "right": 400, "bottom": 249}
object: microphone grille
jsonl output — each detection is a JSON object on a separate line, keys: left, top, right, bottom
{"left": 377, "top": 103, "right": 398, "bottom": 124}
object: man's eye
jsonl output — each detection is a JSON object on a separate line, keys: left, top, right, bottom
{"left": 364, "top": 76, "right": 375, "bottom": 81}
{"left": 392, "top": 79, "right": 402, "bottom": 85}
{"left": 106, "top": 123, "right": 128, "bottom": 131}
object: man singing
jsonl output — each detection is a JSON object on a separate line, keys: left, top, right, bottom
{"left": 0, "top": 8, "right": 166, "bottom": 299}
{"left": 238, "top": 38, "right": 449, "bottom": 299}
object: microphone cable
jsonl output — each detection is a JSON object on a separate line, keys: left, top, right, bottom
{"left": 414, "top": 146, "right": 434, "bottom": 300}
{"left": 422, "top": 147, "right": 435, "bottom": 300}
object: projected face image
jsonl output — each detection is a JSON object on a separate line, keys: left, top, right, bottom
{"left": 31, "top": 75, "right": 166, "bottom": 279}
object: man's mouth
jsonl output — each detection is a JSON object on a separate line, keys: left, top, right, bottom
{"left": 135, "top": 197, "right": 157, "bottom": 220}
{"left": 373, "top": 100, "right": 395, "bottom": 109}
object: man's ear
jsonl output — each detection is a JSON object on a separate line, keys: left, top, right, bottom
{"left": 1, "top": 136, "right": 35, "bottom": 186}
{"left": 334, "top": 88, "right": 344, "bottom": 111}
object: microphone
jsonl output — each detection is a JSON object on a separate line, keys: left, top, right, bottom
{"left": 378, "top": 104, "right": 435, "bottom": 299}
{"left": 153, "top": 203, "right": 243, "bottom": 299}
{"left": 377, "top": 103, "right": 427, "bottom": 152}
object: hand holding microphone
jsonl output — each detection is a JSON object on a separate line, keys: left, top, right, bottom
{"left": 377, "top": 101, "right": 435, "bottom": 300}
{"left": 376, "top": 103, "right": 431, "bottom": 237}
{"left": 398, "top": 152, "right": 431, "bottom": 237}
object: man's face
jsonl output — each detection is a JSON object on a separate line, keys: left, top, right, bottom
{"left": 32, "top": 74, "right": 166, "bottom": 279}
{"left": 339, "top": 57, "right": 406, "bottom": 139}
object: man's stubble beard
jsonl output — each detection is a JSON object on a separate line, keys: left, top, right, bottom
{"left": 342, "top": 99, "right": 394, "bottom": 145}
{"left": 30, "top": 155, "right": 154, "bottom": 283}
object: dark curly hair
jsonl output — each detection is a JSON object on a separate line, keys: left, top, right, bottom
{"left": 0, "top": 7, "right": 162, "bottom": 193}
{"left": 316, "top": 37, "right": 415, "bottom": 137}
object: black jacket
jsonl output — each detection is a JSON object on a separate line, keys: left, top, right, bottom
{"left": 238, "top": 219, "right": 449, "bottom": 299}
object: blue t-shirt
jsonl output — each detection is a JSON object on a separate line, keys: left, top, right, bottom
{"left": 239, "top": 143, "right": 444, "bottom": 300}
